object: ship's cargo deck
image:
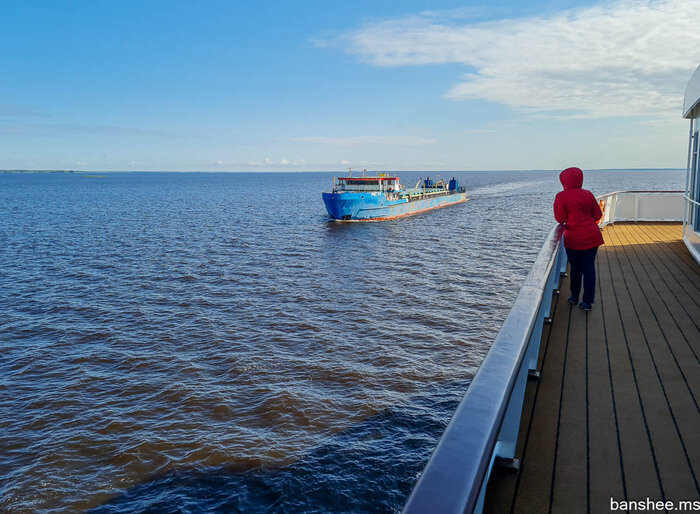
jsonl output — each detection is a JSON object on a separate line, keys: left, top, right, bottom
{"left": 485, "top": 223, "right": 700, "bottom": 512}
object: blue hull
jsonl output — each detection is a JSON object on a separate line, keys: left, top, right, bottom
{"left": 322, "top": 191, "right": 467, "bottom": 221}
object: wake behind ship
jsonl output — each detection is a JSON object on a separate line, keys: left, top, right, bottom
{"left": 322, "top": 172, "right": 467, "bottom": 221}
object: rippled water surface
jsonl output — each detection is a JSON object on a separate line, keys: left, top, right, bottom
{"left": 0, "top": 170, "right": 684, "bottom": 512}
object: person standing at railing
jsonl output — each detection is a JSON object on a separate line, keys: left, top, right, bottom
{"left": 553, "top": 167, "right": 604, "bottom": 311}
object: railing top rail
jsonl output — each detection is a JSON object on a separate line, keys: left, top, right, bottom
{"left": 684, "top": 195, "right": 700, "bottom": 207}
{"left": 596, "top": 190, "right": 683, "bottom": 200}
{"left": 403, "top": 224, "right": 564, "bottom": 514}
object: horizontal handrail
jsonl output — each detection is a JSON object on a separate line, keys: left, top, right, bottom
{"left": 596, "top": 190, "right": 683, "bottom": 198}
{"left": 685, "top": 195, "right": 700, "bottom": 207}
{"left": 403, "top": 224, "right": 564, "bottom": 514}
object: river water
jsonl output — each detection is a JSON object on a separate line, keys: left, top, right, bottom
{"left": 0, "top": 169, "right": 684, "bottom": 512}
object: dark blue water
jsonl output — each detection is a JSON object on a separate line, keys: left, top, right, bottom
{"left": 0, "top": 170, "right": 684, "bottom": 512}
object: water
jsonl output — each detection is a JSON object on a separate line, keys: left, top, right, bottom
{"left": 0, "top": 169, "right": 684, "bottom": 512}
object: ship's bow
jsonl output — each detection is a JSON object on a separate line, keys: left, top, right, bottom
{"left": 322, "top": 192, "right": 362, "bottom": 220}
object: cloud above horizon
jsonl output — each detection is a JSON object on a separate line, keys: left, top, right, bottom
{"left": 326, "top": 0, "right": 700, "bottom": 119}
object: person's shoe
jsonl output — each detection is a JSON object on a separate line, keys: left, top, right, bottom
{"left": 579, "top": 302, "right": 592, "bottom": 311}
{"left": 568, "top": 296, "right": 578, "bottom": 305}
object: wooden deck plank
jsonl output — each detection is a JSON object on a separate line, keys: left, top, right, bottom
{"left": 636, "top": 224, "right": 700, "bottom": 295}
{"left": 642, "top": 223, "right": 700, "bottom": 278}
{"left": 645, "top": 223, "right": 700, "bottom": 274}
{"left": 550, "top": 290, "right": 588, "bottom": 513}
{"left": 609, "top": 223, "right": 700, "bottom": 331}
{"left": 586, "top": 257, "right": 625, "bottom": 513}
{"left": 620, "top": 226, "right": 700, "bottom": 336}
{"left": 614, "top": 224, "right": 700, "bottom": 363}
{"left": 636, "top": 224, "right": 700, "bottom": 281}
{"left": 484, "top": 223, "right": 700, "bottom": 512}
{"left": 613, "top": 224, "right": 700, "bottom": 392}
{"left": 604, "top": 225, "right": 698, "bottom": 500}
{"left": 644, "top": 224, "right": 700, "bottom": 277}
{"left": 597, "top": 242, "right": 663, "bottom": 502}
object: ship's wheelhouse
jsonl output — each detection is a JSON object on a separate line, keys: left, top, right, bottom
{"left": 335, "top": 177, "right": 400, "bottom": 193}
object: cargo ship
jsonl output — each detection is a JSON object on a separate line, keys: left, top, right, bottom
{"left": 322, "top": 172, "right": 467, "bottom": 221}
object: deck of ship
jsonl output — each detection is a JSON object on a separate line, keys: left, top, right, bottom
{"left": 485, "top": 223, "right": 700, "bottom": 513}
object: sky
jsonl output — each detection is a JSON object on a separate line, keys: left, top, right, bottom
{"left": 1, "top": 0, "right": 699, "bottom": 172}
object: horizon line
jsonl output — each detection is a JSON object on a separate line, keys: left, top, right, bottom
{"left": 0, "top": 167, "right": 687, "bottom": 174}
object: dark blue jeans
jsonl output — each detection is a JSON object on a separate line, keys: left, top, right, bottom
{"left": 565, "top": 246, "right": 599, "bottom": 304}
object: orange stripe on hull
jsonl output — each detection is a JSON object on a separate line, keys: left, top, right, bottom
{"left": 339, "top": 197, "right": 468, "bottom": 222}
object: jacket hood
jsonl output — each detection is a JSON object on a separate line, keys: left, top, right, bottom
{"left": 560, "top": 167, "right": 583, "bottom": 190}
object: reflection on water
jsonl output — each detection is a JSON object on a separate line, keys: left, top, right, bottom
{"left": 0, "top": 170, "right": 683, "bottom": 512}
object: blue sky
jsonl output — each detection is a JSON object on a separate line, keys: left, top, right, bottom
{"left": 1, "top": 0, "right": 698, "bottom": 171}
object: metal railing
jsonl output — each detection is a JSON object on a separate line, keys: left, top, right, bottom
{"left": 403, "top": 224, "right": 566, "bottom": 514}
{"left": 597, "top": 190, "right": 684, "bottom": 227}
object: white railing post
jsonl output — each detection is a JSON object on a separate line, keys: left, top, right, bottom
{"left": 610, "top": 193, "right": 618, "bottom": 224}
{"left": 558, "top": 242, "right": 567, "bottom": 276}
{"left": 495, "top": 366, "right": 528, "bottom": 462}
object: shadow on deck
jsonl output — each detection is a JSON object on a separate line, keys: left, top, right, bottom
{"left": 486, "top": 223, "right": 700, "bottom": 513}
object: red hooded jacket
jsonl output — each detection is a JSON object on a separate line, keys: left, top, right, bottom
{"left": 553, "top": 167, "right": 604, "bottom": 250}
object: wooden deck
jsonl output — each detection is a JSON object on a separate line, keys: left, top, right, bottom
{"left": 485, "top": 223, "right": 700, "bottom": 513}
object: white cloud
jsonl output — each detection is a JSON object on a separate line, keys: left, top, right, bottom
{"left": 288, "top": 135, "right": 437, "bottom": 146}
{"left": 242, "top": 158, "right": 307, "bottom": 167}
{"left": 328, "top": 0, "right": 700, "bottom": 119}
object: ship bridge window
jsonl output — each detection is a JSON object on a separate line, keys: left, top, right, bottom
{"left": 341, "top": 180, "right": 379, "bottom": 185}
